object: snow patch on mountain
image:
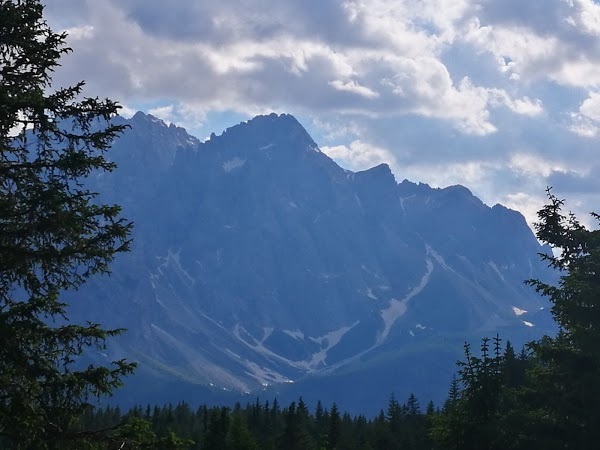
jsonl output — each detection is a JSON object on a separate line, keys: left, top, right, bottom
{"left": 283, "top": 329, "right": 305, "bottom": 340}
{"left": 488, "top": 261, "right": 506, "bottom": 282}
{"left": 233, "top": 325, "right": 303, "bottom": 370}
{"left": 225, "top": 348, "right": 241, "bottom": 359}
{"left": 378, "top": 257, "right": 434, "bottom": 344}
{"left": 361, "top": 264, "right": 383, "bottom": 280}
{"left": 354, "top": 194, "right": 363, "bottom": 210}
{"left": 305, "top": 322, "right": 360, "bottom": 369}
{"left": 399, "top": 194, "right": 415, "bottom": 214}
{"left": 242, "top": 360, "right": 293, "bottom": 386}
{"left": 426, "top": 245, "right": 451, "bottom": 270}
{"left": 260, "top": 327, "right": 274, "bottom": 344}
{"left": 153, "top": 248, "right": 195, "bottom": 288}
{"left": 512, "top": 307, "right": 528, "bottom": 316}
{"left": 223, "top": 157, "right": 246, "bottom": 172}
{"left": 365, "top": 287, "right": 378, "bottom": 300}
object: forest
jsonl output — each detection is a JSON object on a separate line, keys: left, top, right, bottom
{"left": 68, "top": 339, "right": 526, "bottom": 449}
{"left": 67, "top": 317, "right": 600, "bottom": 450}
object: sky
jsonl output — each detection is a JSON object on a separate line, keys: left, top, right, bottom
{"left": 44, "top": 0, "right": 600, "bottom": 228}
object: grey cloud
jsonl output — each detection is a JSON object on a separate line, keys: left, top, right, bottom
{"left": 360, "top": 105, "right": 595, "bottom": 168}
{"left": 44, "top": 0, "right": 90, "bottom": 27}
{"left": 546, "top": 169, "right": 600, "bottom": 195}
{"left": 470, "top": 0, "right": 600, "bottom": 83}
{"left": 477, "top": 0, "right": 570, "bottom": 35}
{"left": 111, "top": 0, "right": 355, "bottom": 46}
{"left": 476, "top": 0, "right": 598, "bottom": 52}
{"left": 42, "top": 0, "right": 600, "bottom": 226}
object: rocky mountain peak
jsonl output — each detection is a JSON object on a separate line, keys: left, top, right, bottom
{"left": 76, "top": 111, "right": 556, "bottom": 414}
{"left": 204, "top": 113, "right": 319, "bottom": 155}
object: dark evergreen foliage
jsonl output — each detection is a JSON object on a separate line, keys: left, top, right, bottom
{"left": 0, "top": 0, "right": 136, "bottom": 447}
{"left": 523, "top": 189, "right": 600, "bottom": 449}
{"left": 76, "top": 394, "right": 437, "bottom": 450}
{"left": 430, "top": 189, "right": 600, "bottom": 450}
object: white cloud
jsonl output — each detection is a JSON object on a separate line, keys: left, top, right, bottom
{"left": 570, "top": 91, "right": 600, "bottom": 137}
{"left": 310, "top": 117, "right": 364, "bottom": 142}
{"left": 322, "top": 140, "right": 399, "bottom": 173}
{"left": 464, "top": 22, "right": 562, "bottom": 82}
{"left": 401, "top": 160, "right": 499, "bottom": 189}
{"left": 501, "top": 192, "right": 546, "bottom": 229}
{"left": 118, "top": 104, "right": 137, "bottom": 118}
{"left": 148, "top": 105, "right": 175, "bottom": 124}
{"left": 566, "top": 0, "right": 600, "bottom": 36}
{"left": 570, "top": 117, "right": 599, "bottom": 137}
{"left": 42, "top": 0, "right": 600, "bottom": 225}
{"left": 46, "top": 0, "right": 535, "bottom": 136}
{"left": 62, "top": 24, "right": 95, "bottom": 40}
{"left": 553, "top": 61, "right": 600, "bottom": 88}
{"left": 418, "top": 0, "right": 474, "bottom": 41}
{"left": 579, "top": 91, "right": 600, "bottom": 120}
{"left": 508, "top": 153, "right": 567, "bottom": 178}
{"left": 329, "top": 80, "right": 380, "bottom": 99}
{"left": 488, "top": 90, "right": 544, "bottom": 116}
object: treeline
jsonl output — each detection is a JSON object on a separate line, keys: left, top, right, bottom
{"left": 76, "top": 315, "right": 599, "bottom": 450}
{"left": 77, "top": 392, "right": 434, "bottom": 449}
{"left": 71, "top": 340, "right": 527, "bottom": 450}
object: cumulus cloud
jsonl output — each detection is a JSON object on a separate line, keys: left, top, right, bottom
{"left": 501, "top": 192, "right": 547, "bottom": 228}
{"left": 404, "top": 160, "right": 501, "bottom": 190}
{"left": 570, "top": 91, "right": 600, "bottom": 137}
{"left": 488, "top": 91, "right": 544, "bottom": 116}
{"left": 42, "top": 0, "right": 600, "bottom": 229}
{"left": 322, "top": 140, "right": 400, "bottom": 173}
{"left": 508, "top": 153, "right": 567, "bottom": 178}
{"left": 566, "top": 0, "right": 600, "bottom": 36}
{"left": 46, "top": 0, "right": 541, "bottom": 136}
{"left": 147, "top": 105, "right": 175, "bottom": 124}
{"left": 328, "top": 80, "right": 380, "bottom": 99}
{"left": 118, "top": 104, "right": 137, "bottom": 119}
{"left": 579, "top": 91, "right": 600, "bottom": 120}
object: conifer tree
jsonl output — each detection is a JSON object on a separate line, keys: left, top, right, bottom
{"left": 0, "top": 0, "right": 135, "bottom": 447}
{"left": 442, "top": 376, "right": 460, "bottom": 413}
{"left": 431, "top": 337, "right": 505, "bottom": 450}
{"left": 204, "top": 407, "right": 230, "bottom": 450}
{"left": 406, "top": 393, "right": 420, "bottom": 416}
{"left": 524, "top": 188, "right": 600, "bottom": 449}
{"left": 432, "top": 190, "right": 600, "bottom": 450}
{"left": 314, "top": 400, "right": 328, "bottom": 450}
{"left": 328, "top": 402, "right": 341, "bottom": 450}
{"left": 227, "top": 409, "right": 257, "bottom": 450}
{"left": 425, "top": 401, "right": 435, "bottom": 416}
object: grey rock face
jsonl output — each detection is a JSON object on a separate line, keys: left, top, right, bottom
{"left": 74, "top": 112, "right": 554, "bottom": 409}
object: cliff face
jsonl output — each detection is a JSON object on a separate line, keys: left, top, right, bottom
{"left": 72, "top": 112, "right": 554, "bottom": 411}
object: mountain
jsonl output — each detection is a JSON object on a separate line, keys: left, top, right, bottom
{"left": 71, "top": 112, "right": 555, "bottom": 414}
